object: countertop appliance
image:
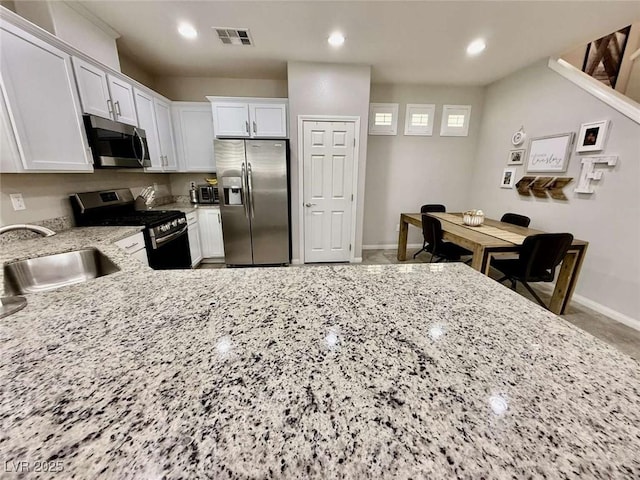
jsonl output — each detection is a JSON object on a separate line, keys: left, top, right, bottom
{"left": 83, "top": 115, "right": 151, "bottom": 168}
{"left": 70, "top": 189, "right": 191, "bottom": 269}
{"left": 215, "top": 139, "right": 290, "bottom": 266}
{"left": 196, "top": 184, "right": 220, "bottom": 204}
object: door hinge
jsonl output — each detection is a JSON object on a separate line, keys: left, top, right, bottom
{"left": 353, "top": 138, "right": 356, "bottom": 147}
{"left": 351, "top": 194, "right": 354, "bottom": 201}
{"left": 349, "top": 244, "right": 352, "bottom": 251}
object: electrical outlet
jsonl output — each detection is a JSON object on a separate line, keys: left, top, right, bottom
{"left": 10, "top": 193, "right": 26, "bottom": 211}
{"left": 395, "top": 224, "right": 400, "bottom": 232}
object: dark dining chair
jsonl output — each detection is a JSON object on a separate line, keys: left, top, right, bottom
{"left": 491, "top": 233, "right": 574, "bottom": 310}
{"left": 422, "top": 215, "right": 472, "bottom": 263}
{"left": 413, "top": 204, "right": 446, "bottom": 259}
{"left": 501, "top": 213, "right": 531, "bottom": 228}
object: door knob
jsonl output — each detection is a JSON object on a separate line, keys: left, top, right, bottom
{"left": 305, "top": 203, "right": 317, "bottom": 207}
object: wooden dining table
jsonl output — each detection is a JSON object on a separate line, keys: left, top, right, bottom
{"left": 397, "top": 212, "right": 588, "bottom": 315}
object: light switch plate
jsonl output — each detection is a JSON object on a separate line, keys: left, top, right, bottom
{"left": 10, "top": 193, "right": 26, "bottom": 211}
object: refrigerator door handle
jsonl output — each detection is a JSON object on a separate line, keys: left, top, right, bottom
{"left": 241, "top": 162, "right": 249, "bottom": 219}
{"left": 247, "top": 162, "right": 255, "bottom": 219}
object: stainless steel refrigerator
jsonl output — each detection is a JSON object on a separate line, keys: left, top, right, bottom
{"left": 215, "top": 139, "right": 290, "bottom": 266}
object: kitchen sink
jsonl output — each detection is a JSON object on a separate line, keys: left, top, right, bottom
{"left": 3, "top": 248, "right": 120, "bottom": 295}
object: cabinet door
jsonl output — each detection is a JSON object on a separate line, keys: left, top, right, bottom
{"left": 198, "top": 209, "right": 225, "bottom": 258}
{"left": 212, "top": 102, "right": 250, "bottom": 137}
{"left": 154, "top": 98, "right": 177, "bottom": 171}
{"left": 249, "top": 103, "right": 288, "bottom": 138}
{"left": 134, "top": 88, "right": 163, "bottom": 172}
{"left": 188, "top": 223, "right": 203, "bottom": 267}
{"left": 0, "top": 89, "right": 23, "bottom": 172}
{"left": 72, "top": 57, "right": 113, "bottom": 120}
{"left": 107, "top": 75, "right": 138, "bottom": 126}
{"left": 0, "top": 20, "right": 92, "bottom": 171}
{"left": 131, "top": 247, "right": 149, "bottom": 266}
{"left": 173, "top": 103, "right": 215, "bottom": 172}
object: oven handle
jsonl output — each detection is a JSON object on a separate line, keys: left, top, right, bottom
{"left": 153, "top": 225, "right": 188, "bottom": 248}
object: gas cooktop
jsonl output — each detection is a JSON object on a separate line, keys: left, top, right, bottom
{"left": 86, "top": 210, "right": 182, "bottom": 227}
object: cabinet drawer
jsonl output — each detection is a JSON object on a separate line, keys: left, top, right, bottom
{"left": 115, "top": 231, "right": 145, "bottom": 253}
{"left": 186, "top": 212, "right": 198, "bottom": 225}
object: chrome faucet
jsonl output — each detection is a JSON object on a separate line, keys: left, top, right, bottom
{"left": 0, "top": 224, "right": 56, "bottom": 237}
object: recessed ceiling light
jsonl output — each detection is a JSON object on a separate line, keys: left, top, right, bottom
{"left": 466, "top": 39, "right": 486, "bottom": 56}
{"left": 178, "top": 22, "right": 198, "bottom": 40}
{"left": 328, "top": 32, "right": 345, "bottom": 47}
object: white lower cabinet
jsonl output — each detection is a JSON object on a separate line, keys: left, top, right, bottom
{"left": 114, "top": 231, "right": 149, "bottom": 266}
{"left": 198, "top": 208, "right": 224, "bottom": 259}
{"left": 186, "top": 212, "right": 202, "bottom": 267}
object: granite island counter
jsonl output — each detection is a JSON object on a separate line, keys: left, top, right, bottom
{"left": 0, "top": 230, "right": 639, "bottom": 479}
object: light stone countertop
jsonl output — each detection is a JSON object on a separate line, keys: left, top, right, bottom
{"left": 0, "top": 229, "right": 639, "bottom": 479}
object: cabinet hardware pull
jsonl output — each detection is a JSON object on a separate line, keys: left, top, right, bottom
{"left": 245, "top": 121, "right": 249, "bottom": 134}
{"left": 114, "top": 100, "right": 122, "bottom": 116}
{"left": 253, "top": 121, "right": 257, "bottom": 134}
{"left": 107, "top": 99, "right": 114, "bottom": 116}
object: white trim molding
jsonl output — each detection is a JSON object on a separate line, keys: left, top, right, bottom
{"left": 536, "top": 283, "right": 640, "bottom": 332}
{"left": 362, "top": 243, "right": 422, "bottom": 250}
{"left": 547, "top": 57, "right": 640, "bottom": 125}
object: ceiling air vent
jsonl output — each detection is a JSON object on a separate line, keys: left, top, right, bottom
{"left": 215, "top": 28, "right": 252, "bottom": 46}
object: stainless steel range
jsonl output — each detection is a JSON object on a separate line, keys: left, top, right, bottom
{"left": 70, "top": 189, "right": 191, "bottom": 270}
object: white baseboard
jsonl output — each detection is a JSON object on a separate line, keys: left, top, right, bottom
{"left": 291, "top": 258, "right": 301, "bottom": 265}
{"left": 537, "top": 283, "right": 640, "bottom": 331}
{"left": 352, "top": 257, "right": 362, "bottom": 263}
{"left": 362, "top": 243, "right": 422, "bottom": 250}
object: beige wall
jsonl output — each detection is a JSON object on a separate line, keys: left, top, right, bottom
{"left": 119, "top": 53, "right": 156, "bottom": 90}
{"left": 364, "top": 83, "right": 485, "bottom": 247}
{"left": 153, "top": 77, "right": 288, "bottom": 101}
{"left": 0, "top": 171, "right": 171, "bottom": 225}
{"left": 14, "top": 0, "right": 121, "bottom": 71}
{"left": 169, "top": 173, "right": 215, "bottom": 198}
{"left": 468, "top": 60, "right": 640, "bottom": 322}
{"left": 287, "top": 61, "right": 371, "bottom": 262}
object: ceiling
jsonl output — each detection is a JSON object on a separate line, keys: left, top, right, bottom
{"left": 74, "top": 1, "right": 640, "bottom": 85}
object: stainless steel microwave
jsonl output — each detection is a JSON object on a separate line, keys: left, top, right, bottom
{"left": 83, "top": 115, "right": 151, "bottom": 168}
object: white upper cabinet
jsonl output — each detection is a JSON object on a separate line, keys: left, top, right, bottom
{"left": 207, "top": 97, "right": 288, "bottom": 138}
{"left": 249, "top": 103, "right": 287, "bottom": 137}
{"left": 154, "top": 98, "right": 177, "bottom": 171}
{"left": 211, "top": 102, "right": 250, "bottom": 137}
{"left": 72, "top": 57, "right": 137, "bottom": 126}
{"left": 0, "top": 19, "right": 92, "bottom": 172}
{"left": 0, "top": 88, "right": 22, "bottom": 172}
{"left": 133, "top": 88, "right": 162, "bottom": 171}
{"left": 172, "top": 102, "right": 215, "bottom": 172}
{"left": 107, "top": 76, "right": 137, "bottom": 126}
{"left": 72, "top": 57, "right": 112, "bottom": 119}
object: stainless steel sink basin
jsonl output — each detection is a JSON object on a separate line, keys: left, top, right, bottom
{"left": 3, "top": 248, "right": 120, "bottom": 295}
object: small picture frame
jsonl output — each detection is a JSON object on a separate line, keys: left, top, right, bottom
{"left": 576, "top": 120, "right": 609, "bottom": 152}
{"left": 507, "top": 149, "right": 525, "bottom": 165}
{"left": 501, "top": 168, "right": 516, "bottom": 189}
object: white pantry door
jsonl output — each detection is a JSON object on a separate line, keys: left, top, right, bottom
{"left": 303, "top": 121, "right": 356, "bottom": 263}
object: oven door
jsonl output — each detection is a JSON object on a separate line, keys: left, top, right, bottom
{"left": 146, "top": 225, "right": 192, "bottom": 269}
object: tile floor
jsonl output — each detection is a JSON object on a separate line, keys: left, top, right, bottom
{"left": 199, "top": 250, "right": 640, "bottom": 362}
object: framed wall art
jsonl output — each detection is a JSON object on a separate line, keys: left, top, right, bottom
{"left": 526, "top": 133, "right": 575, "bottom": 173}
{"left": 500, "top": 168, "right": 516, "bottom": 189}
{"left": 507, "top": 149, "right": 525, "bottom": 165}
{"left": 576, "top": 120, "right": 609, "bottom": 152}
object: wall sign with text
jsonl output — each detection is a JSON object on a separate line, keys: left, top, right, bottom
{"left": 526, "top": 132, "right": 575, "bottom": 173}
